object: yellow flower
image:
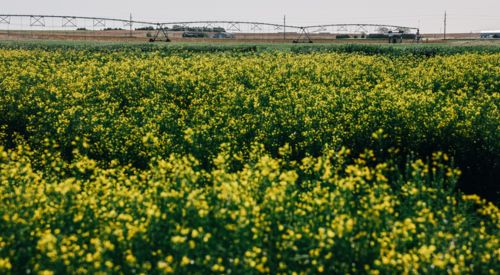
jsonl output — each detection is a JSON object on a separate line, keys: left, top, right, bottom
{"left": 181, "top": 256, "right": 191, "bottom": 266}
{"left": 0, "top": 258, "right": 12, "bottom": 271}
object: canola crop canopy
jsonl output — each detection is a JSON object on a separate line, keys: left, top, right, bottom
{"left": 0, "top": 44, "right": 499, "bottom": 274}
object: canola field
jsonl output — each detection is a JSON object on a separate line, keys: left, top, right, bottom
{"left": 0, "top": 44, "right": 499, "bottom": 274}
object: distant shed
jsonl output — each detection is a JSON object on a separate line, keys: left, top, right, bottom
{"left": 480, "top": 30, "right": 500, "bottom": 39}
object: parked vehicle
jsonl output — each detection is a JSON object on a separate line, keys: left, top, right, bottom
{"left": 211, "top": 32, "right": 235, "bottom": 39}
{"left": 182, "top": 31, "right": 208, "bottom": 38}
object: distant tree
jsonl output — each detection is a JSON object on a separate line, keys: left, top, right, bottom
{"left": 376, "top": 27, "right": 389, "bottom": 34}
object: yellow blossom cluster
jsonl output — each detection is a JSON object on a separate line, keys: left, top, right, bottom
{"left": 0, "top": 45, "right": 498, "bottom": 273}
{"left": 0, "top": 144, "right": 498, "bottom": 273}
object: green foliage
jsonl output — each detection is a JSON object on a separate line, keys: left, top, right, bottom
{"left": 0, "top": 49, "right": 498, "bottom": 198}
{"left": 336, "top": 34, "right": 351, "bottom": 39}
{"left": 0, "top": 145, "right": 498, "bottom": 274}
{"left": 0, "top": 40, "right": 499, "bottom": 56}
{"left": 0, "top": 45, "right": 499, "bottom": 273}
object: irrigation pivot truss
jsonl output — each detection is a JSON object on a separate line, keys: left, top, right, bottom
{"left": 0, "top": 14, "right": 421, "bottom": 43}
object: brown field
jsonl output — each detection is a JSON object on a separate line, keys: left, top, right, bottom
{"left": 0, "top": 29, "right": 494, "bottom": 44}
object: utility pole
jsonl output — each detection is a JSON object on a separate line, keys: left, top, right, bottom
{"left": 283, "top": 15, "right": 286, "bottom": 41}
{"left": 443, "top": 11, "right": 447, "bottom": 40}
{"left": 129, "top": 13, "right": 133, "bottom": 37}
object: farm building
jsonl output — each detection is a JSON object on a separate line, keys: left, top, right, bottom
{"left": 480, "top": 30, "right": 500, "bottom": 38}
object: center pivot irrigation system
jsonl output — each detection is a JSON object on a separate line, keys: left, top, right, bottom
{"left": 0, "top": 14, "right": 421, "bottom": 43}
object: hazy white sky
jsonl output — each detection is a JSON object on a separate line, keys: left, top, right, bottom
{"left": 3, "top": 0, "right": 500, "bottom": 33}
